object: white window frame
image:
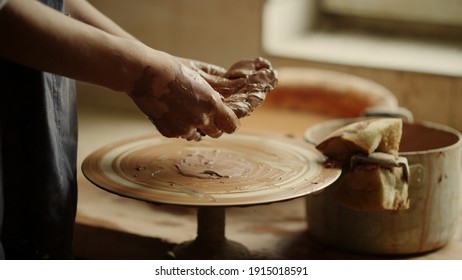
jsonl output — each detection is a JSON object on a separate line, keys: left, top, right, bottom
{"left": 262, "top": 0, "right": 462, "bottom": 77}
{"left": 321, "top": 0, "right": 462, "bottom": 27}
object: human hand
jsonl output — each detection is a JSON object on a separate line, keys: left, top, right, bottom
{"left": 129, "top": 52, "right": 239, "bottom": 141}
{"left": 181, "top": 57, "right": 278, "bottom": 118}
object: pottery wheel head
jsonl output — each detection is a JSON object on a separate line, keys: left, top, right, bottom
{"left": 82, "top": 133, "right": 341, "bottom": 207}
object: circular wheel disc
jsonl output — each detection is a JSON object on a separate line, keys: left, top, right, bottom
{"left": 82, "top": 133, "right": 341, "bottom": 207}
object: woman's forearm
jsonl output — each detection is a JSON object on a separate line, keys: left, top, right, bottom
{"left": 0, "top": 0, "right": 148, "bottom": 92}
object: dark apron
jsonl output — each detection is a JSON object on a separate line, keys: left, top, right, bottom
{"left": 0, "top": 0, "right": 78, "bottom": 259}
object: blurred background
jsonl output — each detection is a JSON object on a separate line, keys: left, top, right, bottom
{"left": 77, "top": 0, "right": 462, "bottom": 131}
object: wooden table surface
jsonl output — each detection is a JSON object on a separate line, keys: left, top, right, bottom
{"left": 74, "top": 105, "right": 462, "bottom": 260}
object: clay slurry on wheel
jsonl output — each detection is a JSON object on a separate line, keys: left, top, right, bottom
{"left": 174, "top": 149, "right": 252, "bottom": 179}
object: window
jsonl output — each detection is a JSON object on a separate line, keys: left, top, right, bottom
{"left": 318, "top": 0, "right": 462, "bottom": 40}
{"left": 263, "top": 0, "right": 462, "bottom": 77}
{"left": 320, "top": 0, "right": 462, "bottom": 27}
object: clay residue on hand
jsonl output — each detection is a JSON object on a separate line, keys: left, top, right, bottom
{"left": 198, "top": 57, "right": 278, "bottom": 118}
{"left": 129, "top": 66, "right": 170, "bottom": 119}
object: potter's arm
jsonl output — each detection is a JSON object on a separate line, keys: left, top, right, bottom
{"left": 63, "top": 1, "right": 278, "bottom": 121}
{"left": 0, "top": 0, "right": 142, "bottom": 92}
{"left": 0, "top": 0, "right": 240, "bottom": 140}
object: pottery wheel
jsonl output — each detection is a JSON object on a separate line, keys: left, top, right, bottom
{"left": 82, "top": 132, "right": 341, "bottom": 207}
{"left": 82, "top": 132, "right": 341, "bottom": 259}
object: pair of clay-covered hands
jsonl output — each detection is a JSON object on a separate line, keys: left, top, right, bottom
{"left": 129, "top": 55, "right": 278, "bottom": 141}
